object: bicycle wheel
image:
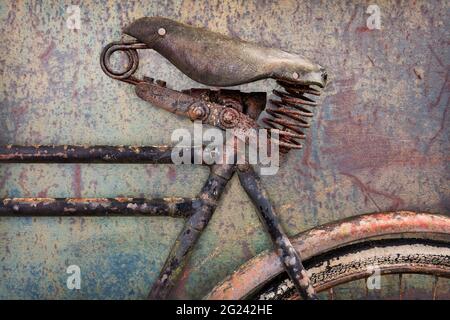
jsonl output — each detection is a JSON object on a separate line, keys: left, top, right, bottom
{"left": 254, "top": 238, "right": 450, "bottom": 300}
{"left": 205, "top": 211, "right": 450, "bottom": 300}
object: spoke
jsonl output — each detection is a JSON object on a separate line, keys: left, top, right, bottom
{"left": 328, "top": 288, "right": 334, "bottom": 300}
{"left": 398, "top": 274, "right": 403, "bottom": 300}
{"left": 432, "top": 276, "right": 439, "bottom": 300}
{"left": 365, "top": 277, "right": 369, "bottom": 299}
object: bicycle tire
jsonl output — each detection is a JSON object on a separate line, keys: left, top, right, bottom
{"left": 204, "top": 211, "right": 450, "bottom": 300}
{"left": 254, "top": 238, "right": 450, "bottom": 299}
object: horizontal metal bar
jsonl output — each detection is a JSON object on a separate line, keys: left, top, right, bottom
{"left": 0, "top": 197, "right": 199, "bottom": 217}
{"left": 0, "top": 145, "right": 204, "bottom": 164}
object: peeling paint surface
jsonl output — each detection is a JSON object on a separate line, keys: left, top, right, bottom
{"left": 0, "top": 0, "right": 449, "bottom": 299}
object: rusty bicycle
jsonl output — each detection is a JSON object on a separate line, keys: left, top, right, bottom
{"left": 1, "top": 17, "right": 449, "bottom": 300}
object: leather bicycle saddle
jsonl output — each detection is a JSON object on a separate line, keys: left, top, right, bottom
{"left": 101, "top": 17, "right": 328, "bottom": 153}
{"left": 124, "top": 17, "right": 327, "bottom": 87}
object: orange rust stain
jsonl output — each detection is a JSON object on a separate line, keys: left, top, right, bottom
{"left": 355, "top": 26, "right": 371, "bottom": 33}
{"left": 38, "top": 41, "right": 55, "bottom": 64}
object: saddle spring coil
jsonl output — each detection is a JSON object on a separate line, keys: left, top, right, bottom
{"left": 262, "top": 81, "right": 321, "bottom": 153}
{"left": 100, "top": 41, "right": 149, "bottom": 85}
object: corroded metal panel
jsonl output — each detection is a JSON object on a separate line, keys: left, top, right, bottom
{"left": 0, "top": 0, "right": 448, "bottom": 299}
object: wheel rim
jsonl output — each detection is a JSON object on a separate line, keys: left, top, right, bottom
{"left": 254, "top": 239, "right": 450, "bottom": 300}
{"left": 204, "top": 212, "right": 450, "bottom": 300}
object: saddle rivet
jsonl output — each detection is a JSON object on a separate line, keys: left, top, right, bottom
{"left": 158, "top": 28, "right": 166, "bottom": 36}
{"left": 292, "top": 72, "right": 299, "bottom": 79}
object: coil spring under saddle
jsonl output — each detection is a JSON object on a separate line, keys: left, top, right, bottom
{"left": 100, "top": 41, "right": 149, "bottom": 85}
{"left": 262, "top": 81, "right": 321, "bottom": 153}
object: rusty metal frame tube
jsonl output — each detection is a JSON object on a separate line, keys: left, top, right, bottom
{"left": 0, "top": 145, "right": 204, "bottom": 164}
{"left": 148, "top": 164, "right": 235, "bottom": 299}
{"left": 237, "top": 164, "right": 318, "bottom": 300}
{"left": 0, "top": 197, "right": 198, "bottom": 218}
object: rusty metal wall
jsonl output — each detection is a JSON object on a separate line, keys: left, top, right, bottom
{"left": 0, "top": 0, "right": 448, "bottom": 299}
